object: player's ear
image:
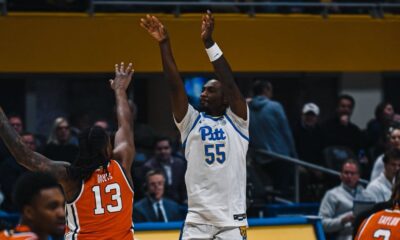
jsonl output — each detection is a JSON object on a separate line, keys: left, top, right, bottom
{"left": 24, "top": 206, "right": 35, "bottom": 220}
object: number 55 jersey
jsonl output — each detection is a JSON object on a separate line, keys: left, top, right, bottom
{"left": 65, "top": 160, "right": 134, "bottom": 240}
{"left": 175, "top": 104, "right": 249, "bottom": 227}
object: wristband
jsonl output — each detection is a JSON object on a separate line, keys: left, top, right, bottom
{"left": 205, "top": 43, "right": 223, "bottom": 62}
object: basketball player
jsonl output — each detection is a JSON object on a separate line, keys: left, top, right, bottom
{"left": 141, "top": 11, "right": 249, "bottom": 239}
{"left": 0, "top": 172, "right": 65, "bottom": 240}
{"left": 355, "top": 170, "right": 400, "bottom": 240}
{"left": 0, "top": 63, "right": 135, "bottom": 240}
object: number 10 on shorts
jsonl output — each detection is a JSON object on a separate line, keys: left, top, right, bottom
{"left": 204, "top": 143, "right": 226, "bottom": 164}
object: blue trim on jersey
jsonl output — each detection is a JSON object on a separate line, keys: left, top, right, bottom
{"left": 224, "top": 114, "right": 249, "bottom": 142}
{"left": 178, "top": 222, "right": 185, "bottom": 240}
{"left": 182, "top": 114, "right": 201, "bottom": 148}
{"left": 201, "top": 112, "right": 224, "bottom": 121}
{"left": 71, "top": 205, "right": 78, "bottom": 240}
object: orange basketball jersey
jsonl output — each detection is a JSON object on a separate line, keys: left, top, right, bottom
{"left": 0, "top": 225, "right": 38, "bottom": 240}
{"left": 355, "top": 208, "right": 400, "bottom": 240}
{"left": 65, "top": 160, "right": 134, "bottom": 240}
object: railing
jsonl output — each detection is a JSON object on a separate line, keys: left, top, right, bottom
{"left": 1, "top": 1, "right": 400, "bottom": 17}
{"left": 89, "top": 1, "right": 400, "bottom": 17}
{"left": 254, "top": 148, "right": 369, "bottom": 203}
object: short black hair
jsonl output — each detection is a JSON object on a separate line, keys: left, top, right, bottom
{"left": 252, "top": 80, "right": 272, "bottom": 96}
{"left": 21, "top": 131, "right": 34, "bottom": 137}
{"left": 153, "top": 136, "right": 172, "bottom": 149}
{"left": 12, "top": 172, "right": 61, "bottom": 212}
{"left": 337, "top": 94, "right": 355, "bottom": 109}
{"left": 375, "top": 101, "right": 392, "bottom": 120}
{"left": 383, "top": 148, "right": 400, "bottom": 164}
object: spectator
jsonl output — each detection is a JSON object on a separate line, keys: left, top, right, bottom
{"left": 293, "top": 102, "right": 325, "bottom": 165}
{"left": 366, "top": 148, "right": 400, "bottom": 203}
{"left": 0, "top": 132, "right": 35, "bottom": 212}
{"left": 43, "top": 117, "right": 79, "bottom": 163}
{"left": 249, "top": 80, "right": 297, "bottom": 195}
{"left": 365, "top": 102, "right": 399, "bottom": 159}
{"left": 293, "top": 102, "right": 325, "bottom": 201}
{"left": 319, "top": 159, "right": 366, "bottom": 240}
{"left": 0, "top": 172, "right": 65, "bottom": 240}
{"left": 133, "top": 170, "right": 185, "bottom": 223}
{"left": 0, "top": 114, "right": 23, "bottom": 163}
{"left": 370, "top": 125, "right": 400, "bottom": 181}
{"left": 141, "top": 137, "right": 187, "bottom": 204}
{"left": 322, "top": 94, "right": 362, "bottom": 156}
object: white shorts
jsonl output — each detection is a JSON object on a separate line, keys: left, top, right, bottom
{"left": 180, "top": 223, "right": 247, "bottom": 240}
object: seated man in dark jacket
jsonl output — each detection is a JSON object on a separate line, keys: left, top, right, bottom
{"left": 133, "top": 170, "right": 185, "bottom": 222}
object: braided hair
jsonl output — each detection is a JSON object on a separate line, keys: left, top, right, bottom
{"left": 68, "top": 126, "right": 110, "bottom": 181}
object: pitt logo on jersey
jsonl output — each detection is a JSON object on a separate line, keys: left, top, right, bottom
{"left": 200, "top": 126, "right": 226, "bottom": 141}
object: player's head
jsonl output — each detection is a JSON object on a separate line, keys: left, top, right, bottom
{"left": 383, "top": 148, "right": 400, "bottom": 181}
{"left": 200, "top": 79, "right": 228, "bottom": 115}
{"left": 145, "top": 170, "right": 165, "bottom": 201}
{"left": 13, "top": 172, "right": 65, "bottom": 238}
{"left": 68, "top": 126, "right": 112, "bottom": 181}
{"left": 340, "top": 159, "right": 360, "bottom": 188}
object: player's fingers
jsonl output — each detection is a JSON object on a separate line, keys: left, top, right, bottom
{"left": 115, "top": 64, "right": 119, "bottom": 75}
{"left": 126, "top": 62, "right": 133, "bottom": 73}
{"left": 109, "top": 79, "right": 114, "bottom": 88}
{"left": 128, "top": 68, "right": 135, "bottom": 79}
{"left": 120, "top": 62, "right": 125, "bottom": 73}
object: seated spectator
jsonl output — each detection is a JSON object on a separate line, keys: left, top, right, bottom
{"left": 322, "top": 94, "right": 362, "bottom": 157}
{"left": 370, "top": 125, "right": 400, "bottom": 181}
{"left": 43, "top": 117, "right": 79, "bottom": 163}
{"left": 0, "top": 114, "right": 24, "bottom": 163}
{"left": 133, "top": 170, "right": 184, "bottom": 223}
{"left": 0, "top": 132, "right": 35, "bottom": 212}
{"left": 319, "top": 159, "right": 366, "bottom": 240}
{"left": 365, "top": 102, "right": 399, "bottom": 160}
{"left": 0, "top": 172, "right": 65, "bottom": 240}
{"left": 366, "top": 148, "right": 400, "bottom": 203}
{"left": 141, "top": 137, "right": 187, "bottom": 204}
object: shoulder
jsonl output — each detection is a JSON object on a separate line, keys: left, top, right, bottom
{"left": 135, "top": 198, "right": 151, "bottom": 209}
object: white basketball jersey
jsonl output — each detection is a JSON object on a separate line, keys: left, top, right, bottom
{"left": 175, "top": 104, "right": 249, "bottom": 227}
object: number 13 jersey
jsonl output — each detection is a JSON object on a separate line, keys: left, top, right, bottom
{"left": 175, "top": 104, "right": 249, "bottom": 227}
{"left": 65, "top": 160, "right": 134, "bottom": 240}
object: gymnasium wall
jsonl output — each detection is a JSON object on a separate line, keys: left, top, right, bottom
{"left": 0, "top": 13, "right": 399, "bottom": 73}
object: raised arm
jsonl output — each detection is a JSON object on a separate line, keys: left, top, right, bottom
{"left": 140, "top": 15, "right": 188, "bottom": 122}
{"left": 201, "top": 11, "right": 247, "bottom": 120}
{"left": 110, "top": 62, "right": 135, "bottom": 178}
{"left": 0, "top": 107, "right": 70, "bottom": 184}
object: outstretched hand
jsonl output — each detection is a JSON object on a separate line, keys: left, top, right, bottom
{"left": 201, "top": 10, "right": 214, "bottom": 44}
{"left": 140, "top": 15, "right": 168, "bottom": 43}
{"left": 110, "top": 62, "right": 134, "bottom": 91}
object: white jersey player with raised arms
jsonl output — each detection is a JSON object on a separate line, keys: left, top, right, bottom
{"left": 141, "top": 10, "right": 249, "bottom": 240}
{"left": 176, "top": 105, "right": 249, "bottom": 227}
